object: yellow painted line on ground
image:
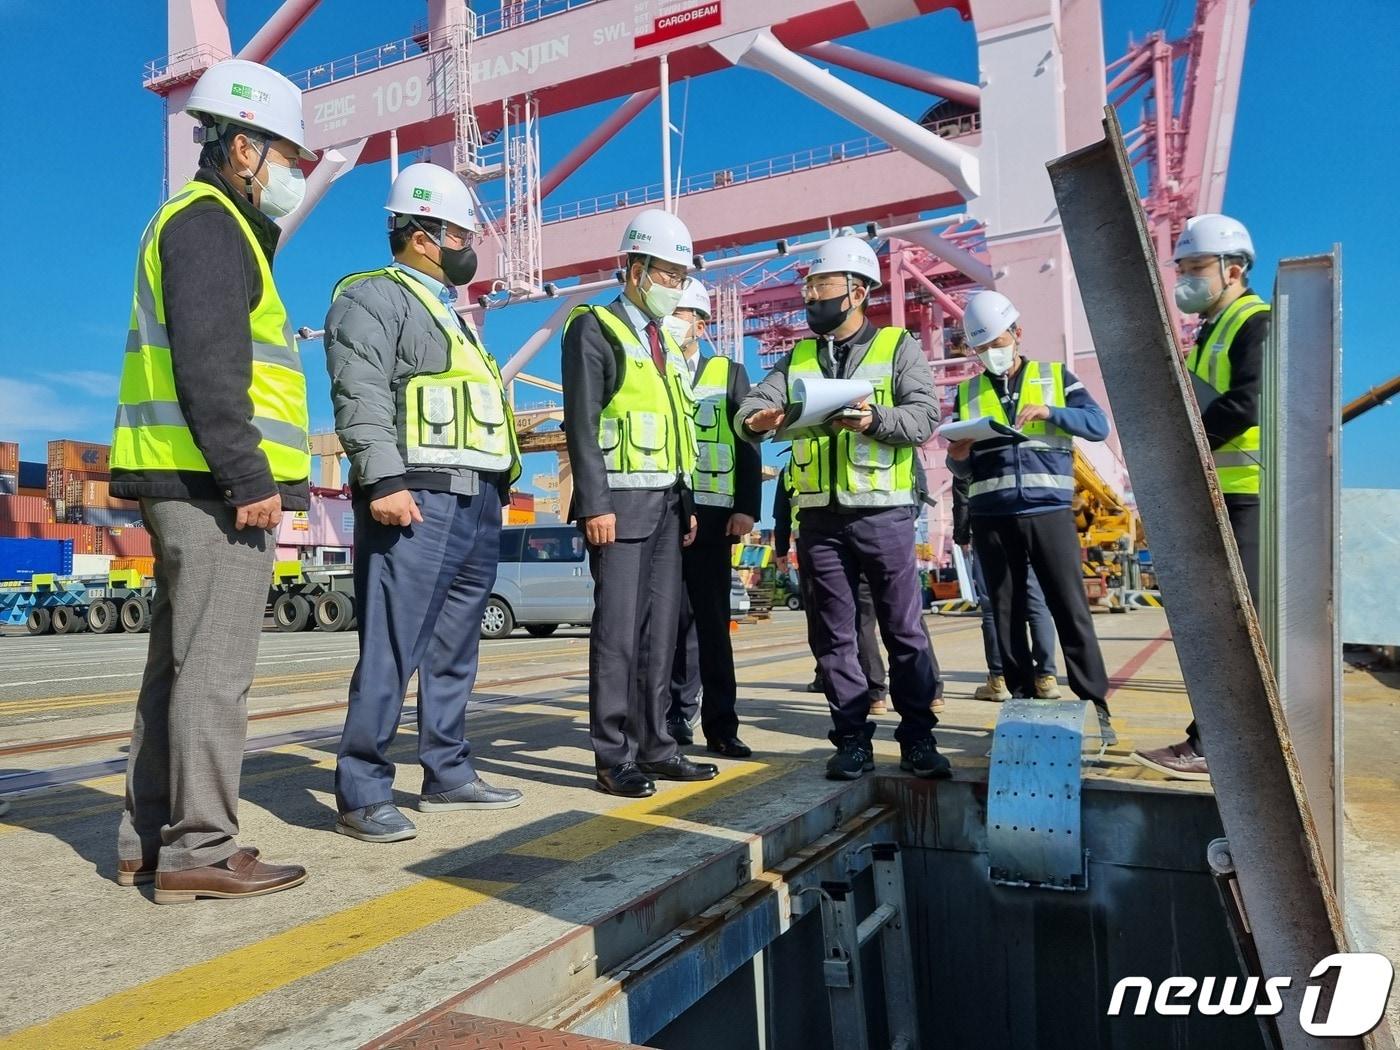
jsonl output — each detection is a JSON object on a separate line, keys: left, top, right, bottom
{"left": 0, "top": 761, "right": 788, "bottom": 1050}
{"left": 0, "top": 876, "right": 511, "bottom": 1050}
{"left": 512, "top": 759, "right": 795, "bottom": 862}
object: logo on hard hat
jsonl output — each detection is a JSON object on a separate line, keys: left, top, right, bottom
{"left": 238, "top": 110, "right": 256, "bottom": 121}
{"left": 230, "top": 83, "right": 272, "bottom": 106}
{"left": 412, "top": 188, "right": 436, "bottom": 202}
{"left": 628, "top": 231, "right": 653, "bottom": 243}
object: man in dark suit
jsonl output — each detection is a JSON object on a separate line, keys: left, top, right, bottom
{"left": 561, "top": 209, "right": 719, "bottom": 798}
{"left": 664, "top": 281, "right": 762, "bottom": 758}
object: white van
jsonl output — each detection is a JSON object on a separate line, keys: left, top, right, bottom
{"left": 481, "top": 525, "right": 593, "bottom": 639}
{"left": 479, "top": 524, "right": 750, "bottom": 639}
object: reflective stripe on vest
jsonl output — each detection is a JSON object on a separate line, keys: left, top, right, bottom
{"left": 785, "top": 328, "right": 915, "bottom": 510}
{"left": 566, "top": 305, "right": 697, "bottom": 490}
{"left": 332, "top": 268, "right": 521, "bottom": 484}
{"left": 1186, "top": 293, "right": 1269, "bottom": 495}
{"left": 112, "top": 181, "right": 310, "bottom": 482}
{"left": 956, "top": 360, "right": 1075, "bottom": 505}
{"left": 691, "top": 354, "right": 736, "bottom": 508}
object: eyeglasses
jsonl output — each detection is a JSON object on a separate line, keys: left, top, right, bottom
{"left": 803, "top": 276, "right": 850, "bottom": 294}
{"left": 647, "top": 266, "right": 688, "bottom": 289}
{"left": 442, "top": 227, "right": 476, "bottom": 248}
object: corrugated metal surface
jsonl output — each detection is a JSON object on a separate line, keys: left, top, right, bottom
{"left": 48, "top": 439, "right": 110, "bottom": 474}
{"left": 104, "top": 526, "right": 154, "bottom": 557}
{"left": 49, "top": 467, "right": 109, "bottom": 502}
{"left": 66, "top": 479, "right": 135, "bottom": 510}
{"left": 0, "top": 538, "right": 73, "bottom": 581}
{"left": 112, "top": 556, "right": 155, "bottom": 577}
{"left": 0, "top": 442, "right": 18, "bottom": 475}
{"left": 16, "top": 487, "right": 46, "bottom": 499}
{"left": 71, "top": 506, "right": 143, "bottom": 528}
{"left": 17, "top": 461, "right": 45, "bottom": 489}
{"left": 509, "top": 490, "right": 536, "bottom": 510}
{"left": 275, "top": 493, "right": 355, "bottom": 548}
{"left": 0, "top": 495, "right": 56, "bottom": 525}
{"left": 0, "top": 474, "right": 15, "bottom": 496}
{"left": 1, "top": 522, "right": 101, "bottom": 553}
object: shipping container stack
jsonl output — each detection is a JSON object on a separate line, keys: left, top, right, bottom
{"left": 0, "top": 439, "right": 160, "bottom": 579}
{"left": 0, "top": 441, "right": 17, "bottom": 496}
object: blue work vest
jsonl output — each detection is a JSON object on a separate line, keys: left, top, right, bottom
{"left": 956, "top": 361, "right": 1075, "bottom": 517}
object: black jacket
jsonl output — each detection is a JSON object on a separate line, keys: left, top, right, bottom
{"left": 110, "top": 167, "right": 309, "bottom": 511}
{"left": 561, "top": 297, "right": 692, "bottom": 540}
{"left": 689, "top": 352, "right": 762, "bottom": 545}
{"left": 951, "top": 476, "right": 972, "bottom": 546}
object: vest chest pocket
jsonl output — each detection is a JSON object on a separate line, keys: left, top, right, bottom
{"left": 846, "top": 434, "right": 895, "bottom": 470}
{"left": 696, "top": 441, "right": 733, "bottom": 475}
{"left": 417, "top": 384, "right": 460, "bottom": 448}
{"left": 628, "top": 411, "right": 669, "bottom": 470}
{"left": 790, "top": 436, "right": 825, "bottom": 491}
{"left": 463, "top": 381, "right": 509, "bottom": 455}
{"left": 599, "top": 417, "right": 624, "bottom": 472}
{"left": 694, "top": 397, "right": 720, "bottom": 433}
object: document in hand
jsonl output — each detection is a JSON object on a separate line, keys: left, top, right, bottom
{"left": 774, "top": 376, "right": 875, "bottom": 439}
{"left": 935, "top": 417, "right": 1030, "bottom": 444}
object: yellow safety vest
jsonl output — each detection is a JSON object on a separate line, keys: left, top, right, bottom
{"left": 112, "top": 181, "right": 309, "bottom": 481}
{"left": 331, "top": 267, "right": 521, "bottom": 485}
{"left": 566, "top": 304, "right": 697, "bottom": 490}
{"left": 691, "top": 354, "right": 737, "bottom": 508}
{"left": 786, "top": 328, "right": 915, "bottom": 510}
{"left": 957, "top": 360, "right": 1074, "bottom": 502}
{"left": 1186, "top": 292, "right": 1269, "bottom": 496}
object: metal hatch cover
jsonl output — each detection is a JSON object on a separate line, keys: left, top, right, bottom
{"left": 986, "top": 699, "right": 1091, "bottom": 891}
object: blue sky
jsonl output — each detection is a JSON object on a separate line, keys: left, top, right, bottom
{"left": 2, "top": 0, "right": 1395, "bottom": 512}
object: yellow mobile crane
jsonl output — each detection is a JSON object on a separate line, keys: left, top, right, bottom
{"left": 1072, "top": 450, "right": 1147, "bottom": 609}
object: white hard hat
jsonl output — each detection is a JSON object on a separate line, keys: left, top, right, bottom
{"left": 185, "top": 59, "right": 316, "bottom": 161}
{"left": 385, "top": 162, "right": 479, "bottom": 233}
{"left": 619, "top": 209, "right": 694, "bottom": 268}
{"left": 808, "top": 235, "right": 882, "bottom": 289}
{"left": 675, "top": 279, "right": 712, "bottom": 319}
{"left": 963, "top": 290, "right": 1020, "bottom": 348}
{"left": 1172, "top": 213, "right": 1255, "bottom": 267}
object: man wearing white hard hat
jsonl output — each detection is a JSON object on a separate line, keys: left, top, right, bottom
{"left": 323, "top": 163, "right": 524, "bottom": 841}
{"left": 663, "top": 281, "right": 761, "bottom": 758}
{"left": 110, "top": 59, "right": 313, "bottom": 902}
{"left": 944, "top": 291, "right": 1116, "bottom": 744}
{"left": 1133, "top": 214, "right": 1270, "bottom": 781}
{"left": 561, "top": 209, "right": 717, "bottom": 798}
{"left": 738, "top": 235, "right": 951, "bottom": 782}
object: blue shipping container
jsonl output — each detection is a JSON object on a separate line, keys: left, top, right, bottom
{"left": 0, "top": 538, "right": 74, "bottom": 582}
{"left": 17, "top": 461, "right": 45, "bottom": 489}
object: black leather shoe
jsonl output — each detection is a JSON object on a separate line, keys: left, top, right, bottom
{"left": 596, "top": 763, "right": 656, "bottom": 798}
{"left": 667, "top": 718, "right": 694, "bottom": 746}
{"left": 705, "top": 736, "right": 752, "bottom": 759}
{"left": 899, "top": 737, "right": 952, "bottom": 779}
{"left": 637, "top": 755, "right": 719, "bottom": 782}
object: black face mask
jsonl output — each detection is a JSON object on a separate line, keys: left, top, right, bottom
{"left": 438, "top": 244, "right": 478, "bottom": 286}
{"left": 805, "top": 294, "right": 852, "bottom": 337}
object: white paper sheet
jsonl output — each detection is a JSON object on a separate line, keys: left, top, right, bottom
{"left": 774, "top": 376, "right": 875, "bottom": 438}
{"left": 935, "top": 416, "right": 1028, "bottom": 444}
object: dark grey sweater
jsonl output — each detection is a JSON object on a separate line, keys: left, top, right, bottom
{"left": 110, "top": 167, "right": 309, "bottom": 510}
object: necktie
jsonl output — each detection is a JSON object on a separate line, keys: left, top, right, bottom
{"left": 645, "top": 321, "right": 666, "bottom": 374}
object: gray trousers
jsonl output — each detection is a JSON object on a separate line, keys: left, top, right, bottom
{"left": 118, "top": 499, "right": 274, "bottom": 871}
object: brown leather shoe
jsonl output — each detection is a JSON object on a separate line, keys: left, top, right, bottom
{"left": 153, "top": 848, "right": 305, "bottom": 904}
{"left": 117, "top": 846, "right": 261, "bottom": 888}
{"left": 1132, "top": 740, "right": 1209, "bottom": 781}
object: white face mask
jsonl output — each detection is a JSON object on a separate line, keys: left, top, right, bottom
{"left": 641, "top": 269, "right": 685, "bottom": 320}
{"left": 977, "top": 343, "right": 1016, "bottom": 376}
{"left": 1173, "top": 271, "right": 1221, "bottom": 315}
{"left": 247, "top": 159, "right": 306, "bottom": 219}
{"left": 661, "top": 315, "right": 694, "bottom": 348}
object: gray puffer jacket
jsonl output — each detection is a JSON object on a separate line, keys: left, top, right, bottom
{"left": 324, "top": 267, "right": 506, "bottom": 501}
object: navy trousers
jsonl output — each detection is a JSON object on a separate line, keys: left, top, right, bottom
{"left": 336, "top": 489, "right": 501, "bottom": 813}
{"left": 971, "top": 552, "right": 1057, "bottom": 679}
{"left": 801, "top": 506, "right": 939, "bottom": 746}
